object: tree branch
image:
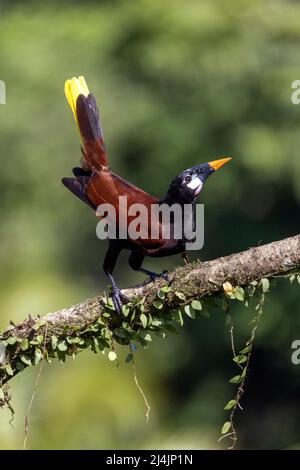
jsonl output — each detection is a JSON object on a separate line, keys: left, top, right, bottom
{"left": 0, "top": 234, "right": 299, "bottom": 387}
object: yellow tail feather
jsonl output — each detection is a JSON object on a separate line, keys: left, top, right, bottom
{"left": 64, "top": 76, "right": 89, "bottom": 127}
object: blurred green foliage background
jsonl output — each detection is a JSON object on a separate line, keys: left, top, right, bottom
{"left": 0, "top": 0, "right": 300, "bottom": 450}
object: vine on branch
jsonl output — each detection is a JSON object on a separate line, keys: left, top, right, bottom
{"left": 0, "top": 234, "right": 299, "bottom": 447}
{"left": 219, "top": 273, "right": 300, "bottom": 449}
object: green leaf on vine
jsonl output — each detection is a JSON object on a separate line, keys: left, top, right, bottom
{"left": 224, "top": 399, "right": 236, "bottom": 410}
{"left": 260, "top": 278, "right": 270, "bottom": 292}
{"left": 221, "top": 421, "right": 232, "bottom": 434}
{"left": 229, "top": 375, "right": 242, "bottom": 384}
{"left": 233, "top": 286, "right": 245, "bottom": 301}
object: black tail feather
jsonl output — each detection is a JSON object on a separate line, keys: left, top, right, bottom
{"left": 61, "top": 177, "right": 95, "bottom": 210}
{"left": 72, "top": 167, "right": 92, "bottom": 177}
{"left": 76, "top": 94, "right": 103, "bottom": 142}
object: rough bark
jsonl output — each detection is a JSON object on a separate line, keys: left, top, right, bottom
{"left": 0, "top": 234, "right": 299, "bottom": 386}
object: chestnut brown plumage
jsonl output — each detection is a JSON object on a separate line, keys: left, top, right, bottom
{"left": 62, "top": 77, "right": 231, "bottom": 312}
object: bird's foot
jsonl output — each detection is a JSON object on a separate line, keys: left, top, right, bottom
{"left": 131, "top": 278, "right": 151, "bottom": 289}
{"left": 111, "top": 286, "right": 129, "bottom": 314}
{"left": 132, "top": 270, "right": 169, "bottom": 289}
{"left": 149, "top": 270, "right": 169, "bottom": 282}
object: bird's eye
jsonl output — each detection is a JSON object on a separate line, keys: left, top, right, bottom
{"left": 185, "top": 175, "right": 192, "bottom": 184}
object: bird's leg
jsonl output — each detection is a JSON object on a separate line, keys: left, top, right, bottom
{"left": 106, "top": 273, "right": 125, "bottom": 313}
{"left": 103, "top": 241, "right": 128, "bottom": 314}
{"left": 128, "top": 251, "right": 168, "bottom": 288}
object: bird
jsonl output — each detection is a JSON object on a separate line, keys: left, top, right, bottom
{"left": 62, "top": 76, "right": 231, "bottom": 313}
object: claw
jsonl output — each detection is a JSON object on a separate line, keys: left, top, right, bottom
{"left": 132, "top": 270, "right": 169, "bottom": 288}
{"left": 131, "top": 278, "right": 152, "bottom": 289}
{"left": 120, "top": 292, "right": 130, "bottom": 303}
{"left": 150, "top": 270, "right": 169, "bottom": 282}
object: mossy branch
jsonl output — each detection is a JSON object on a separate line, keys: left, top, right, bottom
{"left": 0, "top": 234, "right": 299, "bottom": 389}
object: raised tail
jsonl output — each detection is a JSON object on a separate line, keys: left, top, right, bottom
{"left": 64, "top": 76, "right": 108, "bottom": 170}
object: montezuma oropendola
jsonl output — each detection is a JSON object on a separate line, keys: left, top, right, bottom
{"left": 62, "top": 76, "right": 231, "bottom": 313}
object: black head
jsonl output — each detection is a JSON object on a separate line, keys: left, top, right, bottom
{"left": 164, "top": 158, "right": 231, "bottom": 204}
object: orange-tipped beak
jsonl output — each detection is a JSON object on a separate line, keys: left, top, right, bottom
{"left": 208, "top": 157, "right": 232, "bottom": 171}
